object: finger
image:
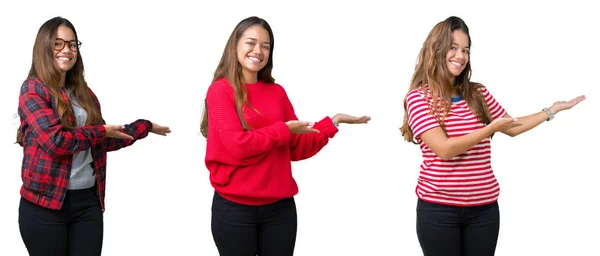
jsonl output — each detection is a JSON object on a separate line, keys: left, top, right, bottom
{"left": 296, "top": 121, "right": 312, "bottom": 127}
{"left": 105, "top": 125, "right": 126, "bottom": 132}
{"left": 570, "top": 95, "right": 586, "bottom": 105}
{"left": 306, "top": 128, "right": 320, "bottom": 133}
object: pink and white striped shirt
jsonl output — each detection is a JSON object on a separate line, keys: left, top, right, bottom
{"left": 406, "top": 85, "right": 507, "bottom": 207}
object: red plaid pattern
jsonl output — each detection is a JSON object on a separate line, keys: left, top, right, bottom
{"left": 18, "top": 77, "right": 152, "bottom": 211}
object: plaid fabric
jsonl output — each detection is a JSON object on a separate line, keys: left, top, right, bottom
{"left": 18, "top": 77, "right": 152, "bottom": 211}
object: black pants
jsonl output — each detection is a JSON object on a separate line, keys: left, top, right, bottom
{"left": 211, "top": 192, "right": 297, "bottom": 256}
{"left": 19, "top": 186, "right": 103, "bottom": 256}
{"left": 416, "top": 199, "right": 500, "bottom": 256}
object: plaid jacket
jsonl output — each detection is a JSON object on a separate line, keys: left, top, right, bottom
{"left": 18, "top": 77, "right": 152, "bottom": 211}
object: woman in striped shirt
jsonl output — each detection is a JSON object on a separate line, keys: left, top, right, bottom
{"left": 400, "top": 16, "right": 585, "bottom": 256}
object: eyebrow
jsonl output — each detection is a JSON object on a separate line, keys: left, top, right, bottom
{"left": 452, "top": 42, "right": 470, "bottom": 48}
{"left": 246, "top": 37, "right": 270, "bottom": 44}
{"left": 56, "top": 37, "right": 76, "bottom": 41}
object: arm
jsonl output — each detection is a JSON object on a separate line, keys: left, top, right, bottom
{"left": 500, "top": 95, "right": 585, "bottom": 137}
{"left": 88, "top": 89, "right": 153, "bottom": 152}
{"left": 407, "top": 89, "right": 511, "bottom": 160}
{"left": 420, "top": 126, "right": 496, "bottom": 160}
{"left": 282, "top": 90, "right": 338, "bottom": 161}
{"left": 18, "top": 79, "right": 105, "bottom": 157}
{"left": 499, "top": 112, "right": 546, "bottom": 137}
{"left": 205, "top": 82, "right": 292, "bottom": 166}
{"left": 103, "top": 119, "right": 153, "bottom": 152}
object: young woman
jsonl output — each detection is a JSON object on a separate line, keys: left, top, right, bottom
{"left": 16, "top": 16, "right": 171, "bottom": 256}
{"left": 400, "top": 16, "right": 585, "bottom": 256}
{"left": 200, "top": 16, "right": 370, "bottom": 256}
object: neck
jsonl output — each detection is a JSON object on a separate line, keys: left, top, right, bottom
{"left": 447, "top": 77, "right": 459, "bottom": 97}
{"left": 59, "top": 72, "right": 66, "bottom": 87}
{"left": 242, "top": 70, "right": 258, "bottom": 84}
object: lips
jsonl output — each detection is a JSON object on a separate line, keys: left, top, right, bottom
{"left": 57, "top": 55, "right": 72, "bottom": 62}
{"left": 247, "top": 56, "right": 262, "bottom": 64}
{"left": 449, "top": 60, "right": 463, "bottom": 68}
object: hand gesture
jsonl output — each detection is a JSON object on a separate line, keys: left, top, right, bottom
{"left": 550, "top": 95, "right": 586, "bottom": 114}
{"left": 331, "top": 113, "right": 371, "bottom": 125}
{"left": 151, "top": 123, "right": 171, "bottom": 136}
{"left": 489, "top": 118, "right": 522, "bottom": 133}
{"left": 286, "top": 120, "right": 320, "bottom": 134}
{"left": 103, "top": 125, "right": 134, "bottom": 140}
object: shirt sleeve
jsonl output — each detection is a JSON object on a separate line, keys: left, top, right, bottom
{"left": 406, "top": 90, "right": 440, "bottom": 139}
{"left": 477, "top": 85, "right": 507, "bottom": 120}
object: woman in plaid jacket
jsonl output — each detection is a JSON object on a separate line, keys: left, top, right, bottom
{"left": 16, "top": 16, "right": 171, "bottom": 256}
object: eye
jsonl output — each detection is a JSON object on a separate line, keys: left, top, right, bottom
{"left": 463, "top": 50, "right": 470, "bottom": 54}
{"left": 246, "top": 42, "right": 255, "bottom": 46}
{"left": 262, "top": 45, "right": 270, "bottom": 50}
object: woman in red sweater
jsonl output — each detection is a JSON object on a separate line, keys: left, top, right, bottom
{"left": 200, "top": 16, "right": 370, "bottom": 256}
{"left": 400, "top": 16, "right": 585, "bottom": 256}
{"left": 16, "top": 16, "right": 170, "bottom": 256}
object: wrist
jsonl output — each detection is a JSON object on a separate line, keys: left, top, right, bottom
{"left": 331, "top": 114, "right": 341, "bottom": 126}
{"left": 548, "top": 105, "right": 559, "bottom": 115}
{"left": 543, "top": 107, "right": 556, "bottom": 121}
{"left": 483, "top": 124, "right": 496, "bottom": 136}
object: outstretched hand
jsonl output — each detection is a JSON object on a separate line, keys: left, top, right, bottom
{"left": 489, "top": 117, "right": 522, "bottom": 133}
{"left": 550, "top": 95, "right": 586, "bottom": 114}
{"left": 286, "top": 120, "right": 320, "bottom": 134}
{"left": 151, "top": 123, "right": 171, "bottom": 136}
{"left": 331, "top": 113, "right": 371, "bottom": 125}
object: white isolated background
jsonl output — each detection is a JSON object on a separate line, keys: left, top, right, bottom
{"left": 0, "top": 0, "right": 597, "bottom": 255}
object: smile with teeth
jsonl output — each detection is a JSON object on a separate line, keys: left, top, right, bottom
{"left": 248, "top": 56, "right": 262, "bottom": 63}
{"left": 449, "top": 60, "right": 463, "bottom": 68}
{"left": 57, "top": 56, "right": 71, "bottom": 61}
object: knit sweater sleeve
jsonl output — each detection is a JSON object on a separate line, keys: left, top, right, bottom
{"left": 281, "top": 87, "right": 338, "bottom": 161}
{"left": 205, "top": 81, "right": 292, "bottom": 166}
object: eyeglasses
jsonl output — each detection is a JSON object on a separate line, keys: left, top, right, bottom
{"left": 54, "top": 38, "right": 82, "bottom": 52}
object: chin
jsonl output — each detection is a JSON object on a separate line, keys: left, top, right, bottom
{"left": 449, "top": 69, "right": 464, "bottom": 77}
{"left": 56, "top": 65, "right": 74, "bottom": 73}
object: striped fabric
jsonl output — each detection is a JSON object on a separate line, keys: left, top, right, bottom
{"left": 406, "top": 85, "right": 506, "bottom": 206}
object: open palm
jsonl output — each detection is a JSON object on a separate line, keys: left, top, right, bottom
{"left": 551, "top": 95, "right": 586, "bottom": 113}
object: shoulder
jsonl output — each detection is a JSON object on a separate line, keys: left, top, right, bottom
{"left": 473, "top": 83, "right": 489, "bottom": 93}
{"left": 269, "top": 82, "right": 287, "bottom": 94}
{"left": 208, "top": 78, "right": 233, "bottom": 92}
{"left": 20, "top": 76, "right": 50, "bottom": 97}
{"left": 406, "top": 85, "right": 430, "bottom": 103}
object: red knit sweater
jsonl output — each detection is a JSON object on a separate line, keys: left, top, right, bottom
{"left": 204, "top": 78, "right": 338, "bottom": 205}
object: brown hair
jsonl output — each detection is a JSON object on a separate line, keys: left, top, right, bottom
{"left": 400, "top": 16, "right": 493, "bottom": 143}
{"left": 17, "top": 16, "right": 101, "bottom": 145}
{"left": 200, "top": 16, "right": 275, "bottom": 138}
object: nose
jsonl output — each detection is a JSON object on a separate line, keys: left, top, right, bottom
{"left": 60, "top": 44, "right": 73, "bottom": 54}
{"left": 252, "top": 44, "right": 262, "bottom": 54}
{"left": 454, "top": 50, "right": 464, "bottom": 60}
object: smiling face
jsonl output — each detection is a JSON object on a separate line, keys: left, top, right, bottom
{"left": 446, "top": 29, "right": 470, "bottom": 78}
{"left": 236, "top": 25, "right": 271, "bottom": 83}
{"left": 53, "top": 25, "right": 78, "bottom": 77}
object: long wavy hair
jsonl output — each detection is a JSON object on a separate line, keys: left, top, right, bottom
{"left": 200, "top": 16, "right": 275, "bottom": 138}
{"left": 400, "top": 16, "right": 493, "bottom": 143}
{"left": 16, "top": 16, "right": 101, "bottom": 145}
